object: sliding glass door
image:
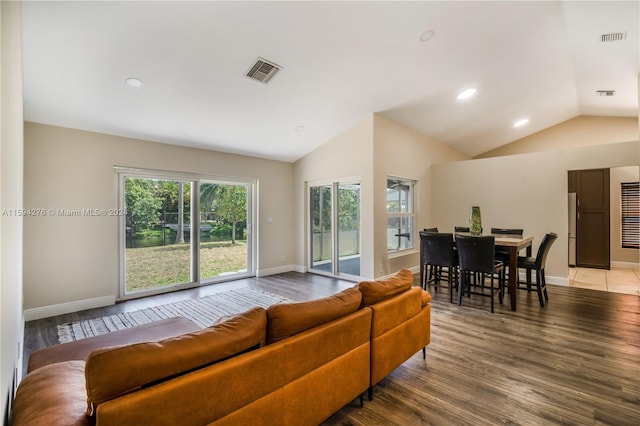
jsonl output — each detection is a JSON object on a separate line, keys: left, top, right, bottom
{"left": 119, "top": 170, "right": 254, "bottom": 299}
{"left": 309, "top": 181, "right": 360, "bottom": 278}
{"left": 310, "top": 185, "right": 333, "bottom": 273}
{"left": 123, "top": 176, "right": 195, "bottom": 293}
{"left": 199, "top": 181, "right": 250, "bottom": 282}
{"left": 337, "top": 183, "right": 361, "bottom": 276}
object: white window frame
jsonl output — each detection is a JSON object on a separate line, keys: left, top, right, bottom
{"left": 115, "top": 166, "right": 257, "bottom": 300}
{"left": 307, "top": 177, "right": 362, "bottom": 280}
{"left": 621, "top": 181, "right": 639, "bottom": 249}
{"left": 386, "top": 176, "right": 415, "bottom": 254}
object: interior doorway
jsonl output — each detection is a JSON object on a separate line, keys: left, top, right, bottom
{"left": 568, "top": 168, "right": 610, "bottom": 269}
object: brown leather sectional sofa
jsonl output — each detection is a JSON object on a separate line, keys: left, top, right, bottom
{"left": 12, "top": 269, "right": 431, "bottom": 425}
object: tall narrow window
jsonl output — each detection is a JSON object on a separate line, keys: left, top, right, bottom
{"left": 387, "top": 177, "right": 414, "bottom": 252}
{"left": 621, "top": 182, "right": 639, "bottom": 249}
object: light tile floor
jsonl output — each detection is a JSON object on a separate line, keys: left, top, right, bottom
{"left": 568, "top": 266, "right": 639, "bottom": 295}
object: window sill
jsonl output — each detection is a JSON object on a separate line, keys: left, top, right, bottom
{"left": 388, "top": 249, "right": 417, "bottom": 259}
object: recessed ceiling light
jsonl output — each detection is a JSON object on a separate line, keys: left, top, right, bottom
{"left": 457, "top": 88, "right": 477, "bottom": 101}
{"left": 125, "top": 77, "right": 144, "bottom": 88}
{"left": 419, "top": 30, "right": 435, "bottom": 42}
{"left": 513, "top": 118, "right": 529, "bottom": 128}
{"left": 295, "top": 125, "right": 305, "bottom": 132}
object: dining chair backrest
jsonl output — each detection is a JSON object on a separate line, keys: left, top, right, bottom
{"left": 491, "top": 228, "right": 523, "bottom": 236}
{"left": 535, "top": 233, "right": 558, "bottom": 269}
{"left": 424, "top": 227, "right": 439, "bottom": 233}
{"left": 456, "top": 235, "right": 496, "bottom": 275}
{"left": 422, "top": 232, "right": 456, "bottom": 268}
{"left": 454, "top": 226, "right": 470, "bottom": 233}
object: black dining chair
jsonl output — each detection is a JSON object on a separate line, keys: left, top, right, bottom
{"left": 455, "top": 225, "right": 485, "bottom": 235}
{"left": 517, "top": 233, "right": 558, "bottom": 307}
{"left": 454, "top": 226, "right": 483, "bottom": 284}
{"left": 491, "top": 228, "right": 524, "bottom": 281}
{"left": 420, "top": 228, "right": 439, "bottom": 286}
{"left": 491, "top": 228, "right": 524, "bottom": 236}
{"left": 455, "top": 235, "right": 505, "bottom": 313}
{"left": 421, "top": 232, "right": 457, "bottom": 303}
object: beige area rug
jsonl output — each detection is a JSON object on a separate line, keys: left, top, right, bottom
{"left": 57, "top": 287, "right": 293, "bottom": 343}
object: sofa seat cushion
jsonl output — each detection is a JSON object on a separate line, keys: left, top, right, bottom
{"left": 266, "top": 287, "right": 362, "bottom": 344}
{"left": 85, "top": 306, "right": 267, "bottom": 415}
{"left": 355, "top": 268, "right": 413, "bottom": 307}
{"left": 12, "top": 360, "right": 89, "bottom": 426}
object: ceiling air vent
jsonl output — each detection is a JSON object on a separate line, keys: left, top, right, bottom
{"left": 246, "top": 58, "right": 281, "bottom": 84}
{"left": 596, "top": 90, "right": 616, "bottom": 96}
{"left": 600, "top": 32, "right": 626, "bottom": 42}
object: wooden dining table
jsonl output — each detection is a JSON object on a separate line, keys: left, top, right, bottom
{"left": 420, "top": 232, "right": 534, "bottom": 311}
{"left": 491, "top": 234, "right": 534, "bottom": 311}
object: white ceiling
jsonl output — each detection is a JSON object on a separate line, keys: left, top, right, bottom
{"left": 21, "top": 1, "right": 639, "bottom": 162}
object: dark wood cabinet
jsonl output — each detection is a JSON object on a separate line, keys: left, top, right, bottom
{"left": 568, "top": 169, "right": 610, "bottom": 269}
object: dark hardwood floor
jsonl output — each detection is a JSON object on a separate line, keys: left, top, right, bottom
{"left": 23, "top": 272, "right": 640, "bottom": 425}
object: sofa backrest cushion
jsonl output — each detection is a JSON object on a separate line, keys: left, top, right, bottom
{"left": 355, "top": 268, "right": 413, "bottom": 307}
{"left": 85, "top": 306, "right": 267, "bottom": 415}
{"left": 266, "top": 287, "right": 362, "bottom": 344}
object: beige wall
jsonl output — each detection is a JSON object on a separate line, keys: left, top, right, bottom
{"left": 1, "top": 1, "right": 24, "bottom": 419}
{"left": 23, "top": 122, "right": 295, "bottom": 317}
{"left": 372, "top": 115, "right": 470, "bottom": 277}
{"left": 477, "top": 116, "right": 638, "bottom": 159}
{"left": 610, "top": 166, "right": 640, "bottom": 265}
{"left": 293, "top": 115, "right": 376, "bottom": 277}
{"left": 294, "top": 114, "right": 469, "bottom": 280}
{"left": 433, "top": 141, "right": 639, "bottom": 283}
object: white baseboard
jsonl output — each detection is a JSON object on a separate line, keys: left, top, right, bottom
{"left": 611, "top": 261, "right": 640, "bottom": 271}
{"left": 545, "top": 275, "right": 569, "bottom": 286}
{"left": 24, "top": 295, "right": 116, "bottom": 321}
{"left": 517, "top": 271, "right": 568, "bottom": 286}
{"left": 24, "top": 263, "right": 586, "bottom": 322}
{"left": 257, "top": 264, "right": 302, "bottom": 277}
{"left": 408, "top": 266, "right": 420, "bottom": 275}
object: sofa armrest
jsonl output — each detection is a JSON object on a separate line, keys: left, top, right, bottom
{"left": 421, "top": 289, "right": 432, "bottom": 306}
{"left": 369, "top": 286, "right": 423, "bottom": 339}
{"left": 12, "top": 361, "right": 90, "bottom": 426}
{"left": 28, "top": 316, "right": 200, "bottom": 373}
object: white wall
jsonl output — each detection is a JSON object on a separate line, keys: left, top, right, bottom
{"left": 293, "top": 115, "right": 375, "bottom": 277}
{"left": 478, "top": 116, "right": 638, "bottom": 159}
{"left": 372, "top": 115, "right": 470, "bottom": 277}
{"left": 433, "top": 141, "right": 639, "bottom": 283}
{"left": 1, "top": 1, "right": 24, "bottom": 420}
{"left": 293, "top": 114, "right": 470, "bottom": 280}
{"left": 23, "top": 123, "right": 295, "bottom": 318}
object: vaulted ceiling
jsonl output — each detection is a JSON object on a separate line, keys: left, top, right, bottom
{"left": 21, "top": 1, "right": 639, "bottom": 162}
